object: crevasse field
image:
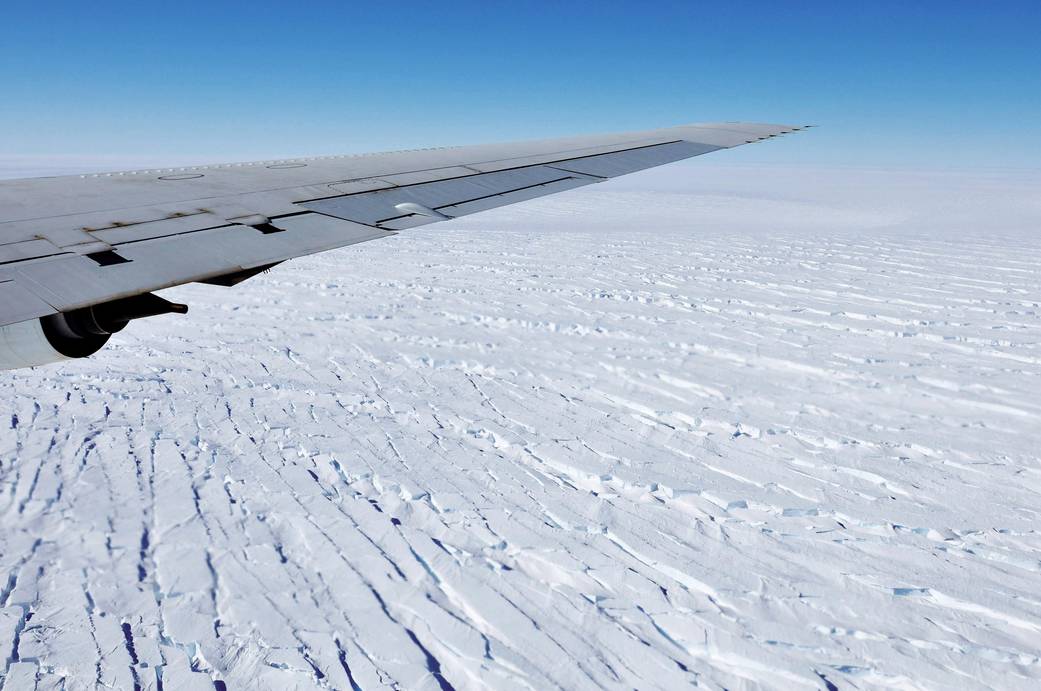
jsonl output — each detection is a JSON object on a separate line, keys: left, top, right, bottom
{"left": 2, "top": 164, "right": 1040, "bottom": 690}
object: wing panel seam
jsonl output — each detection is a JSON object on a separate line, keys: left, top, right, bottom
{"left": 300, "top": 140, "right": 683, "bottom": 203}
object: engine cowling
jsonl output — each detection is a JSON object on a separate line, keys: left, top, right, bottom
{"left": 0, "top": 316, "right": 107, "bottom": 369}
{"left": 0, "top": 293, "right": 187, "bottom": 371}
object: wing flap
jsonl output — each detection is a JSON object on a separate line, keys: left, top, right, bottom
{"left": 301, "top": 165, "right": 592, "bottom": 229}
{"left": 2, "top": 214, "right": 393, "bottom": 314}
{"left": 0, "top": 238, "right": 64, "bottom": 264}
{"left": 0, "top": 280, "right": 57, "bottom": 323}
{"left": 543, "top": 140, "right": 719, "bottom": 178}
{"left": 298, "top": 141, "right": 720, "bottom": 231}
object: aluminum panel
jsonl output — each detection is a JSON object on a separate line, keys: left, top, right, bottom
{"left": 300, "top": 166, "right": 592, "bottom": 228}
{"left": 546, "top": 141, "right": 721, "bottom": 178}
{"left": 437, "top": 177, "right": 590, "bottom": 218}
{"left": 1, "top": 123, "right": 800, "bottom": 226}
{"left": 0, "top": 280, "right": 58, "bottom": 323}
{"left": 0, "top": 239, "right": 65, "bottom": 264}
{"left": 1, "top": 214, "right": 393, "bottom": 317}
{"left": 376, "top": 166, "right": 482, "bottom": 187}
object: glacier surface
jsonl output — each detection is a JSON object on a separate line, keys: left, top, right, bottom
{"left": 2, "top": 165, "right": 1040, "bottom": 690}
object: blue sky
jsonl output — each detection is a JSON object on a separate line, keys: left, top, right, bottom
{"left": 2, "top": 1, "right": 1038, "bottom": 169}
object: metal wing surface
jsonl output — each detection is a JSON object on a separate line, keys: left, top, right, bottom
{"left": 0, "top": 122, "right": 803, "bottom": 328}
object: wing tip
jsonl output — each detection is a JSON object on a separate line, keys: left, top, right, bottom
{"left": 670, "top": 121, "right": 815, "bottom": 143}
{"left": 719, "top": 122, "right": 816, "bottom": 145}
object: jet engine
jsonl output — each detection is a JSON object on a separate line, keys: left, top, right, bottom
{"left": 0, "top": 293, "right": 187, "bottom": 370}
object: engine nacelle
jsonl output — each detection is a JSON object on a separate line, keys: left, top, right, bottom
{"left": 0, "top": 293, "right": 187, "bottom": 371}
{"left": 0, "top": 316, "right": 108, "bottom": 369}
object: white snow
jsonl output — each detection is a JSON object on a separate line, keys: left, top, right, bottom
{"left": 2, "top": 163, "right": 1041, "bottom": 690}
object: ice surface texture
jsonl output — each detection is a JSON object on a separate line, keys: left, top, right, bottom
{"left": 2, "top": 167, "right": 1041, "bottom": 690}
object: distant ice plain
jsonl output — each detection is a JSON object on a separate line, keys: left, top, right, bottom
{"left": 2, "top": 163, "right": 1040, "bottom": 689}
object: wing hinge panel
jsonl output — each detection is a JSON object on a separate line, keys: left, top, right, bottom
{"left": 0, "top": 279, "right": 59, "bottom": 323}
{"left": 296, "top": 140, "right": 718, "bottom": 230}
{"left": 299, "top": 165, "right": 592, "bottom": 230}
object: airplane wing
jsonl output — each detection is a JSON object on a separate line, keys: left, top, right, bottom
{"left": 0, "top": 122, "right": 804, "bottom": 368}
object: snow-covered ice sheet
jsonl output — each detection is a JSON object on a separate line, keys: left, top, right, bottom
{"left": 2, "top": 166, "right": 1041, "bottom": 690}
